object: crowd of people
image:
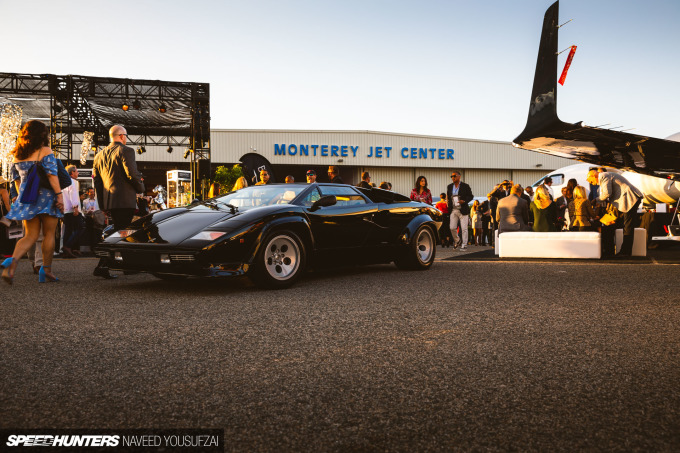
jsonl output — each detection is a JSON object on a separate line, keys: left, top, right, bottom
{"left": 405, "top": 169, "right": 643, "bottom": 258}
{"left": 0, "top": 120, "right": 648, "bottom": 285}
{"left": 0, "top": 122, "right": 145, "bottom": 283}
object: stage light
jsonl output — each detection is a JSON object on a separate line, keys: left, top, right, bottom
{"left": 158, "top": 104, "right": 167, "bottom": 113}
{"left": 167, "top": 146, "right": 173, "bottom": 154}
{"left": 183, "top": 149, "right": 193, "bottom": 159}
{"left": 136, "top": 146, "right": 146, "bottom": 155}
{"left": 132, "top": 100, "right": 141, "bottom": 110}
{"left": 122, "top": 102, "right": 130, "bottom": 111}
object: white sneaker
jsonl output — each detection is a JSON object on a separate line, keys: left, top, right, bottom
{"left": 460, "top": 245, "right": 467, "bottom": 250}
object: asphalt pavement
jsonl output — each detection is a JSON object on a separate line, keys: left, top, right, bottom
{"left": 0, "top": 249, "right": 678, "bottom": 452}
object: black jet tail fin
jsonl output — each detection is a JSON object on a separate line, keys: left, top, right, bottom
{"left": 514, "top": 1, "right": 563, "bottom": 144}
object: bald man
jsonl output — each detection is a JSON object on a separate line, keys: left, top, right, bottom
{"left": 92, "top": 125, "right": 145, "bottom": 278}
{"left": 587, "top": 168, "right": 642, "bottom": 257}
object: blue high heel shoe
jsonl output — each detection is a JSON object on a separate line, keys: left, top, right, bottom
{"left": 38, "top": 265, "right": 59, "bottom": 283}
{"left": 1, "top": 257, "right": 15, "bottom": 285}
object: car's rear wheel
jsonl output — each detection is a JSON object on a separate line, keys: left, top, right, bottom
{"left": 395, "top": 225, "right": 436, "bottom": 270}
{"left": 250, "top": 230, "right": 306, "bottom": 289}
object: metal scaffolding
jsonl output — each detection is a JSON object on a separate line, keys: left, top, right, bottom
{"left": 0, "top": 72, "right": 210, "bottom": 197}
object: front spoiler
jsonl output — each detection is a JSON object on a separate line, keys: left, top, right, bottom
{"left": 96, "top": 246, "right": 249, "bottom": 278}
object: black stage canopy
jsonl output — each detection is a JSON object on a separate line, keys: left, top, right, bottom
{"left": 0, "top": 72, "right": 210, "bottom": 167}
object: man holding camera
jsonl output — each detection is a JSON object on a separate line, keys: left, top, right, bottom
{"left": 487, "top": 180, "right": 515, "bottom": 236}
{"left": 488, "top": 180, "right": 513, "bottom": 201}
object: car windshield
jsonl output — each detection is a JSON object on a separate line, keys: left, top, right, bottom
{"left": 213, "top": 185, "right": 306, "bottom": 210}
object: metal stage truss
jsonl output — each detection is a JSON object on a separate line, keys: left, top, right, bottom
{"left": 0, "top": 72, "right": 210, "bottom": 196}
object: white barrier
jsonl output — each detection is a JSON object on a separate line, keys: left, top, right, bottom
{"left": 497, "top": 231, "right": 601, "bottom": 259}
{"left": 615, "top": 228, "right": 647, "bottom": 256}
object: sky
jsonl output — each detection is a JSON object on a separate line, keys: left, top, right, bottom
{"left": 2, "top": 0, "right": 678, "bottom": 142}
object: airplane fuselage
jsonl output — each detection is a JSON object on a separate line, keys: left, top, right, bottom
{"left": 532, "top": 163, "right": 680, "bottom": 205}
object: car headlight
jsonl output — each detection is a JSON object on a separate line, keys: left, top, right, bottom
{"left": 190, "top": 231, "right": 227, "bottom": 241}
{"left": 110, "top": 229, "right": 138, "bottom": 238}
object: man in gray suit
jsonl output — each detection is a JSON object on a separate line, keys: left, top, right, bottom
{"left": 92, "top": 125, "right": 145, "bottom": 278}
{"left": 587, "top": 168, "right": 642, "bottom": 257}
{"left": 496, "top": 184, "right": 531, "bottom": 234}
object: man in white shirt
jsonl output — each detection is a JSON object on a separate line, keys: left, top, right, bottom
{"left": 82, "top": 187, "right": 99, "bottom": 215}
{"left": 82, "top": 187, "right": 104, "bottom": 253}
{"left": 62, "top": 165, "right": 85, "bottom": 258}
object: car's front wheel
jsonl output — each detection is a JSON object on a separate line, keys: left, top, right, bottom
{"left": 395, "top": 225, "right": 436, "bottom": 270}
{"left": 250, "top": 230, "right": 306, "bottom": 289}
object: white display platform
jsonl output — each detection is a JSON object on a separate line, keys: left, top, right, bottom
{"left": 615, "top": 228, "right": 647, "bottom": 256}
{"left": 498, "top": 231, "right": 601, "bottom": 259}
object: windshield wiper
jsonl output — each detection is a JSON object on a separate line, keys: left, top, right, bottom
{"left": 201, "top": 199, "right": 238, "bottom": 214}
{"left": 216, "top": 201, "right": 238, "bottom": 214}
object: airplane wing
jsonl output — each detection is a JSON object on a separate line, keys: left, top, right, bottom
{"left": 512, "top": 1, "right": 680, "bottom": 179}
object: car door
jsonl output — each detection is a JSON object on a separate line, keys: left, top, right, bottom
{"left": 303, "top": 185, "right": 377, "bottom": 250}
{"left": 369, "top": 203, "right": 421, "bottom": 245}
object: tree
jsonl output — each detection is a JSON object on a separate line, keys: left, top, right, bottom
{"left": 212, "top": 164, "right": 244, "bottom": 194}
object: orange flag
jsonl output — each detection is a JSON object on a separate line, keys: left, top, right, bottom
{"left": 558, "top": 46, "right": 577, "bottom": 86}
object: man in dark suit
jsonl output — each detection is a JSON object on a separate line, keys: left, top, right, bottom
{"left": 520, "top": 189, "right": 533, "bottom": 224}
{"left": 327, "top": 166, "right": 344, "bottom": 184}
{"left": 92, "top": 125, "right": 145, "bottom": 278}
{"left": 356, "top": 171, "right": 372, "bottom": 189}
{"left": 541, "top": 176, "right": 555, "bottom": 200}
{"left": 446, "top": 170, "right": 474, "bottom": 249}
{"left": 496, "top": 184, "right": 531, "bottom": 234}
{"left": 554, "top": 187, "right": 569, "bottom": 229}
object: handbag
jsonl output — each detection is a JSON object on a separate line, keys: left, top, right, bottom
{"left": 599, "top": 204, "right": 620, "bottom": 226}
{"left": 19, "top": 162, "right": 41, "bottom": 204}
{"left": 599, "top": 212, "right": 617, "bottom": 226}
{"left": 38, "top": 158, "right": 72, "bottom": 190}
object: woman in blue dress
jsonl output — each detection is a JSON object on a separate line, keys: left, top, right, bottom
{"left": 1, "top": 120, "right": 65, "bottom": 284}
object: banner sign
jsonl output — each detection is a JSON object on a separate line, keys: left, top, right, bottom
{"left": 558, "top": 45, "right": 577, "bottom": 86}
{"left": 273, "top": 144, "right": 455, "bottom": 161}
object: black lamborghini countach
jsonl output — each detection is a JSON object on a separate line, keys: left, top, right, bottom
{"left": 95, "top": 183, "right": 442, "bottom": 288}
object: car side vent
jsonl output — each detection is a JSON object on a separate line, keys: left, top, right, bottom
{"left": 170, "top": 254, "right": 195, "bottom": 262}
{"left": 94, "top": 250, "right": 109, "bottom": 257}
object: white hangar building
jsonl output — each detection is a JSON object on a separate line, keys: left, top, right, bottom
{"left": 135, "top": 129, "right": 574, "bottom": 197}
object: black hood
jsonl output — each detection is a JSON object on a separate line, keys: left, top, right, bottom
{"left": 123, "top": 211, "right": 234, "bottom": 245}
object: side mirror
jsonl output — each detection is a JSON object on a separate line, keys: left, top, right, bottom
{"left": 309, "top": 195, "right": 337, "bottom": 212}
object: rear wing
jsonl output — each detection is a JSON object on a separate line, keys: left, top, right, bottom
{"left": 356, "top": 187, "right": 411, "bottom": 204}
